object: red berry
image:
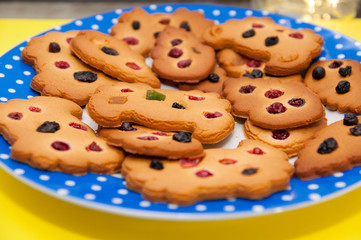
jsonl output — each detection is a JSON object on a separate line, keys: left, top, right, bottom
{"left": 126, "top": 62, "right": 141, "bottom": 70}
{"left": 246, "top": 60, "right": 262, "bottom": 68}
{"left": 171, "top": 39, "right": 183, "bottom": 46}
{"left": 219, "top": 158, "right": 237, "bottom": 165}
{"left": 168, "top": 48, "right": 183, "bottom": 58}
{"left": 86, "top": 142, "right": 102, "bottom": 152}
{"left": 252, "top": 23, "right": 264, "bottom": 28}
{"left": 152, "top": 132, "right": 171, "bottom": 136}
{"left": 288, "top": 98, "right": 305, "bottom": 107}
{"left": 177, "top": 59, "right": 192, "bottom": 69}
{"left": 159, "top": 18, "right": 170, "bottom": 25}
{"left": 195, "top": 169, "right": 213, "bottom": 177}
{"left": 29, "top": 106, "right": 41, "bottom": 112}
{"left": 8, "top": 112, "right": 23, "bottom": 120}
{"left": 289, "top": 33, "right": 303, "bottom": 39}
{"left": 204, "top": 112, "right": 223, "bottom": 119}
{"left": 121, "top": 88, "right": 134, "bottom": 93}
{"left": 137, "top": 136, "right": 159, "bottom": 140}
{"left": 272, "top": 130, "right": 290, "bottom": 140}
{"left": 266, "top": 102, "right": 287, "bottom": 114}
{"left": 328, "top": 61, "right": 343, "bottom": 69}
{"left": 122, "top": 37, "right": 139, "bottom": 45}
{"left": 188, "top": 95, "right": 205, "bottom": 101}
{"left": 248, "top": 147, "right": 265, "bottom": 155}
{"left": 179, "top": 157, "right": 202, "bottom": 168}
{"left": 55, "top": 61, "right": 70, "bottom": 69}
{"left": 239, "top": 85, "right": 256, "bottom": 94}
{"left": 264, "top": 89, "right": 284, "bottom": 99}
{"left": 69, "top": 122, "right": 87, "bottom": 131}
{"left": 52, "top": 141, "right": 70, "bottom": 151}
{"left": 66, "top": 37, "right": 73, "bottom": 43}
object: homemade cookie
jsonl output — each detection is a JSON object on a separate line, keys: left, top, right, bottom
{"left": 151, "top": 26, "right": 216, "bottom": 83}
{"left": 111, "top": 8, "right": 214, "bottom": 56}
{"left": 244, "top": 118, "right": 327, "bottom": 157}
{"left": 295, "top": 114, "right": 361, "bottom": 180}
{"left": 0, "top": 97, "right": 124, "bottom": 174}
{"left": 21, "top": 31, "right": 119, "bottom": 106}
{"left": 121, "top": 139, "right": 293, "bottom": 205}
{"left": 304, "top": 59, "right": 361, "bottom": 113}
{"left": 70, "top": 30, "right": 160, "bottom": 88}
{"left": 98, "top": 123, "right": 204, "bottom": 159}
{"left": 203, "top": 17, "right": 323, "bottom": 76}
{"left": 87, "top": 82, "right": 234, "bottom": 143}
{"left": 223, "top": 77, "right": 324, "bottom": 129}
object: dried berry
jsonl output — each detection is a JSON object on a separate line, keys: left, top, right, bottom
{"left": 219, "top": 158, "right": 237, "bottom": 165}
{"left": 312, "top": 66, "right": 325, "bottom": 80}
{"left": 192, "top": 48, "right": 200, "bottom": 54}
{"left": 172, "top": 102, "right": 185, "bottom": 109}
{"left": 29, "top": 106, "right": 41, "bottom": 112}
{"left": 73, "top": 71, "right": 98, "bottom": 83}
{"left": 246, "top": 60, "right": 261, "bottom": 68}
{"left": 180, "top": 21, "right": 191, "bottom": 31}
{"left": 288, "top": 98, "right": 306, "bottom": 107}
{"left": 55, "top": 61, "right": 70, "bottom": 69}
{"left": 171, "top": 39, "right": 182, "bottom": 46}
{"left": 37, "top": 121, "right": 60, "bottom": 133}
{"left": 266, "top": 102, "right": 287, "bottom": 114}
{"left": 272, "top": 130, "right": 290, "bottom": 140}
{"left": 173, "top": 131, "right": 192, "bottom": 143}
{"left": 126, "top": 62, "right": 141, "bottom": 70}
{"left": 242, "top": 29, "right": 255, "bottom": 38}
{"left": 317, "top": 137, "right": 338, "bottom": 154}
{"left": 195, "top": 169, "right": 213, "bottom": 177}
{"left": 153, "top": 32, "right": 160, "bottom": 38}
{"left": 86, "top": 142, "right": 102, "bottom": 152}
{"left": 69, "top": 122, "right": 87, "bottom": 131}
{"left": 188, "top": 95, "right": 205, "bottom": 101}
{"left": 239, "top": 85, "right": 256, "bottom": 94}
{"left": 179, "top": 157, "right": 201, "bottom": 168}
{"left": 252, "top": 23, "right": 264, "bottom": 28}
{"left": 49, "top": 42, "right": 61, "bottom": 53}
{"left": 152, "top": 132, "right": 170, "bottom": 136}
{"left": 264, "top": 89, "right": 284, "bottom": 99}
{"left": 343, "top": 113, "right": 358, "bottom": 126}
{"left": 339, "top": 66, "right": 352, "bottom": 77}
{"left": 51, "top": 141, "right": 70, "bottom": 151}
{"left": 289, "top": 33, "right": 303, "bottom": 39}
{"left": 204, "top": 112, "right": 223, "bottom": 119}
{"left": 122, "top": 37, "right": 139, "bottom": 45}
{"left": 168, "top": 48, "right": 183, "bottom": 58}
{"left": 150, "top": 159, "right": 164, "bottom": 170}
{"left": 335, "top": 80, "right": 350, "bottom": 94}
{"left": 101, "top": 46, "right": 119, "bottom": 56}
{"left": 8, "top": 112, "right": 23, "bottom": 120}
{"left": 243, "top": 69, "right": 263, "bottom": 79}
{"left": 207, "top": 73, "right": 220, "bottom": 83}
{"left": 121, "top": 88, "right": 134, "bottom": 93}
{"left": 137, "top": 136, "right": 159, "bottom": 140}
{"left": 248, "top": 147, "right": 265, "bottom": 155}
{"left": 132, "top": 20, "right": 140, "bottom": 30}
{"left": 242, "top": 168, "right": 258, "bottom": 175}
{"left": 119, "top": 122, "right": 137, "bottom": 131}
{"left": 265, "top": 36, "right": 279, "bottom": 47}
{"left": 159, "top": 18, "right": 170, "bottom": 25}
{"left": 177, "top": 59, "right": 192, "bottom": 68}
{"left": 328, "top": 60, "right": 343, "bottom": 69}
{"left": 350, "top": 124, "right": 361, "bottom": 136}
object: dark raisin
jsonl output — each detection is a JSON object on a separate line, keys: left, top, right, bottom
{"left": 171, "top": 39, "right": 182, "bottom": 46}
{"left": 242, "top": 168, "right": 258, "bottom": 175}
{"left": 168, "top": 48, "right": 183, "bottom": 58}
{"left": 8, "top": 112, "right": 23, "bottom": 120}
{"left": 153, "top": 32, "right": 160, "bottom": 38}
{"left": 51, "top": 141, "right": 70, "bottom": 151}
{"left": 132, "top": 20, "right": 140, "bottom": 30}
{"left": 172, "top": 102, "right": 185, "bottom": 109}
{"left": 119, "top": 122, "right": 137, "bottom": 131}
{"left": 242, "top": 29, "right": 255, "bottom": 38}
{"left": 86, "top": 142, "right": 103, "bottom": 152}
{"left": 73, "top": 71, "right": 98, "bottom": 83}
{"left": 37, "top": 121, "right": 60, "bottom": 133}
{"left": 150, "top": 159, "right": 164, "bottom": 170}
{"left": 204, "top": 112, "right": 223, "bottom": 119}
{"left": 312, "top": 66, "right": 325, "bottom": 80}
{"left": 243, "top": 69, "right": 263, "bottom": 79}
{"left": 339, "top": 66, "right": 352, "bottom": 77}
{"left": 239, "top": 85, "right": 256, "bottom": 94}
{"left": 266, "top": 102, "right": 287, "bottom": 114}
{"left": 180, "top": 21, "right": 191, "bottom": 31}
{"left": 288, "top": 98, "right": 305, "bottom": 107}
{"left": 328, "top": 61, "right": 343, "bottom": 69}
{"left": 207, "top": 73, "right": 220, "bottom": 83}
{"left": 173, "top": 131, "right": 192, "bottom": 143}
{"left": 265, "top": 36, "right": 279, "bottom": 47}
{"left": 101, "top": 46, "right": 119, "bottom": 56}
{"left": 317, "top": 137, "right": 338, "bottom": 154}
{"left": 177, "top": 59, "right": 192, "bottom": 68}
{"left": 264, "top": 89, "right": 284, "bottom": 99}
{"left": 335, "top": 80, "right": 350, "bottom": 94}
{"left": 344, "top": 113, "right": 358, "bottom": 126}
{"left": 192, "top": 48, "right": 200, "bottom": 54}
{"left": 272, "top": 130, "right": 290, "bottom": 140}
{"left": 350, "top": 124, "right": 361, "bottom": 136}
{"left": 49, "top": 42, "right": 61, "bottom": 53}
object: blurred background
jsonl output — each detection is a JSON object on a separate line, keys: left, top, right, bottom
{"left": 0, "top": 0, "right": 360, "bottom": 20}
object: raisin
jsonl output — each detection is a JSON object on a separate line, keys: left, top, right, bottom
{"left": 180, "top": 21, "right": 191, "bottom": 31}
{"left": 37, "top": 121, "right": 60, "bottom": 133}
{"left": 242, "top": 168, "right": 258, "bottom": 175}
{"left": 266, "top": 102, "right": 287, "bottom": 114}
{"left": 153, "top": 32, "right": 160, "bottom": 38}
{"left": 343, "top": 113, "right": 358, "bottom": 126}
{"left": 51, "top": 141, "right": 70, "bottom": 151}
{"left": 207, "top": 73, "right": 219, "bottom": 83}
{"left": 192, "top": 48, "right": 200, "bottom": 54}
{"left": 159, "top": 18, "right": 170, "bottom": 25}
{"left": 272, "top": 130, "right": 290, "bottom": 140}
{"left": 173, "top": 131, "right": 192, "bottom": 143}
{"left": 168, "top": 48, "right": 183, "bottom": 58}
{"left": 86, "top": 142, "right": 102, "bottom": 152}
{"left": 119, "top": 122, "right": 137, "bottom": 131}
{"left": 339, "top": 66, "right": 352, "bottom": 77}
{"left": 8, "top": 112, "right": 23, "bottom": 120}
{"left": 172, "top": 102, "right": 185, "bottom": 109}
{"left": 243, "top": 69, "right": 263, "bottom": 79}
{"left": 335, "top": 80, "right": 350, "bottom": 94}
{"left": 73, "top": 71, "right": 98, "bottom": 83}
{"left": 350, "top": 124, "right": 361, "bottom": 136}
{"left": 328, "top": 61, "right": 343, "bottom": 69}
{"left": 150, "top": 159, "right": 163, "bottom": 170}
{"left": 242, "top": 29, "right": 255, "bottom": 38}
{"left": 265, "top": 36, "right": 279, "bottom": 47}
{"left": 49, "top": 42, "right": 61, "bottom": 53}
{"left": 132, "top": 20, "right": 140, "bottom": 30}
{"left": 317, "top": 137, "right": 338, "bottom": 154}
{"left": 171, "top": 39, "right": 182, "bottom": 46}
{"left": 288, "top": 98, "right": 305, "bottom": 107}
{"left": 177, "top": 59, "right": 192, "bottom": 68}
{"left": 239, "top": 85, "right": 256, "bottom": 94}
{"left": 312, "top": 66, "right": 325, "bottom": 80}
{"left": 101, "top": 46, "right": 119, "bottom": 56}
{"left": 195, "top": 169, "right": 213, "bottom": 177}
{"left": 264, "top": 89, "right": 284, "bottom": 99}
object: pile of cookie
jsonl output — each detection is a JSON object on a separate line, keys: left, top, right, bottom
{"left": 1, "top": 7, "right": 361, "bottom": 205}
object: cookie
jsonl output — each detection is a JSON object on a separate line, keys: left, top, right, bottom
{"left": 203, "top": 17, "right": 323, "bottom": 76}
{"left": 150, "top": 26, "right": 216, "bottom": 83}
{"left": 223, "top": 77, "right": 324, "bottom": 129}
{"left": 295, "top": 114, "right": 361, "bottom": 180}
{"left": 111, "top": 8, "right": 214, "bottom": 56}
{"left": 0, "top": 97, "right": 124, "bottom": 174}
{"left": 121, "top": 139, "right": 293, "bottom": 205}
{"left": 21, "top": 31, "right": 119, "bottom": 106}
{"left": 98, "top": 122, "right": 204, "bottom": 159}
{"left": 70, "top": 30, "right": 160, "bottom": 88}
{"left": 87, "top": 82, "right": 234, "bottom": 144}
{"left": 244, "top": 118, "right": 327, "bottom": 157}
{"left": 304, "top": 59, "right": 361, "bottom": 113}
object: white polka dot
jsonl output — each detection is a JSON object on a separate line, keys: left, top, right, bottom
{"left": 309, "top": 193, "right": 321, "bottom": 201}
{"left": 278, "top": 19, "right": 287, "bottom": 25}
{"left": 286, "top": 185, "right": 292, "bottom": 191}
{"left": 54, "top": 26, "right": 61, "bottom": 31}
{"left": 112, "top": 197, "right": 123, "bottom": 204}
{"left": 75, "top": 20, "right": 83, "bottom": 26}
{"left": 107, "top": 28, "right": 111, "bottom": 33}
{"left": 95, "top": 15, "right": 103, "bottom": 21}
{"left": 167, "top": 204, "right": 178, "bottom": 209}
{"left": 252, "top": 205, "right": 264, "bottom": 213}
{"left": 296, "top": 18, "right": 303, "bottom": 24}
{"left": 165, "top": 6, "right": 173, "bottom": 12}
{"left": 149, "top": 5, "right": 157, "bottom": 11}
{"left": 355, "top": 41, "right": 361, "bottom": 47}
{"left": 12, "top": 56, "right": 20, "bottom": 61}
{"left": 333, "top": 172, "right": 344, "bottom": 177}
{"left": 112, "top": 173, "right": 123, "bottom": 179}
{"left": 212, "top": 9, "right": 221, "bottom": 16}
{"left": 39, "top": 175, "right": 50, "bottom": 181}
{"left": 97, "top": 176, "right": 107, "bottom": 182}
{"left": 0, "top": 73, "right": 4, "bottom": 78}
{"left": 117, "top": 189, "right": 128, "bottom": 195}
{"left": 319, "top": 57, "right": 326, "bottom": 60}
{"left": 273, "top": 207, "right": 284, "bottom": 213}
{"left": 336, "top": 44, "right": 343, "bottom": 49}
{"left": 308, "top": 184, "right": 319, "bottom": 190}
{"left": 112, "top": 18, "right": 118, "bottom": 24}
{"left": 229, "top": 10, "right": 236, "bottom": 17}
{"left": 198, "top": 9, "right": 204, "bottom": 14}
{"left": 8, "top": 89, "right": 16, "bottom": 93}
{"left": 245, "top": 10, "right": 253, "bottom": 16}
{"left": 321, "top": 46, "right": 325, "bottom": 51}
{"left": 5, "top": 64, "right": 13, "bottom": 69}
{"left": 227, "top": 197, "right": 236, "bottom": 202}
{"left": 26, "top": 38, "right": 31, "bottom": 42}
{"left": 334, "top": 34, "right": 341, "bottom": 39}
{"left": 23, "top": 71, "right": 31, "bottom": 76}
{"left": 337, "top": 54, "right": 345, "bottom": 59}
{"left": 0, "top": 154, "right": 9, "bottom": 159}
{"left": 14, "top": 168, "right": 24, "bottom": 175}
{"left": 19, "top": 47, "right": 25, "bottom": 51}
{"left": 65, "top": 180, "right": 76, "bottom": 186}
{"left": 16, "top": 79, "right": 23, "bottom": 84}
{"left": 91, "top": 24, "right": 99, "bottom": 30}
{"left": 0, "top": 97, "right": 7, "bottom": 102}
{"left": 57, "top": 188, "right": 69, "bottom": 196}
{"left": 195, "top": 204, "right": 207, "bottom": 211}
{"left": 335, "top": 181, "right": 346, "bottom": 188}
{"left": 262, "top": 10, "right": 269, "bottom": 16}
{"left": 122, "top": 180, "right": 126, "bottom": 185}
{"left": 281, "top": 195, "right": 293, "bottom": 201}
{"left": 91, "top": 185, "right": 102, "bottom": 191}
{"left": 27, "top": 95, "right": 33, "bottom": 99}
{"left": 115, "top": 8, "right": 123, "bottom": 14}
{"left": 314, "top": 26, "right": 322, "bottom": 32}
{"left": 214, "top": 20, "right": 220, "bottom": 25}
{"left": 140, "top": 201, "right": 151, "bottom": 207}
{"left": 224, "top": 205, "right": 235, "bottom": 212}
{"left": 84, "top": 193, "right": 96, "bottom": 200}
{"left": 357, "top": 51, "right": 361, "bottom": 56}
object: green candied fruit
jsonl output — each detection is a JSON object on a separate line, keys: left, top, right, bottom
{"left": 146, "top": 90, "right": 166, "bottom": 101}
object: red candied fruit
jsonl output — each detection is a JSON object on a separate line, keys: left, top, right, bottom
{"left": 265, "top": 89, "right": 284, "bottom": 99}
{"left": 159, "top": 18, "right": 170, "bottom": 25}
{"left": 122, "top": 37, "right": 139, "bottom": 45}
{"left": 152, "top": 132, "right": 171, "bottom": 136}
{"left": 168, "top": 48, "right": 183, "bottom": 58}
{"left": 239, "top": 85, "right": 256, "bottom": 94}
{"left": 328, "top": 61, "right": 343, "bottom": 69}
{"left": 69, "top": 122, "right": 87, "bottom": 131}
{"left": 137, "top": 136, "right": 159, "bottom": 140}
{"left": 66, "top": 37, "right": 73, "bottom": 43}
{"left": 29, "top": 106, "right": 41, "bottom": 112}
{"left": 121, "top": 88, "right": 134, "bottom": 93}
{"left": 204, "top": 112, "right": 223, "bottom": 119}
{"left": 188, "top": 95, "right": 205, "bottom": 101}
{"left": 246, "top": 60, "right": 262, "bottom": 68}
{"left": 195, "top": 169, "right": 213, "bottom": 178}
{"left": 126, "top": 62, "right": 141, "bottom": 70}
{"left": 288, "top": 98, "right": 305, "bottom": 107}
{"left": 289, "top": 33, "right": 303, "bottom": 39}
{"left": 272, "top": 130, "right": 290, "bottom": 140}
{"left": 55, "top": 61, "right": 70, "bottom": 69}
{"left": 177, "top": 59, "right": 192, "bottom": 69}
{"left": 179, "top": 157, "right": 202, "bottom": 168}
{"left": 8, "top": 112, "right": 23, "bottom": 120}
{"left": 266, "top": 102, "right": 287, "bottom": 114}
{"left": 171, "top": 39, "right": 183, "bottom": 46}
{"left": 252, "top": 23, "right": 264, "bottom": 28}
{"left": 219, "top": 158, "right": 238, "bottom": 165}
{"left": 86, "top": 142, "right": 102, "bottom": 152}
{"left": 248, "top": 147, "right": 265, "bottom": 155}
{"left": 51, "top": 141, "right": 70, "bottom": 151}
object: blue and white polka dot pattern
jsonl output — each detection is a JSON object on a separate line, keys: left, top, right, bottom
{"left": 0, "top": 3, "right": 361, "bottom": 220}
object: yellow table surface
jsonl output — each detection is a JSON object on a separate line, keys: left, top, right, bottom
{"left": 1, "top": 18, "right": 361, "bottom": 240}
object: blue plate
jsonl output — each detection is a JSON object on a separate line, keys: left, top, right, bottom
{"left": 1, "top": 3, "right": 361, "bottom": 221}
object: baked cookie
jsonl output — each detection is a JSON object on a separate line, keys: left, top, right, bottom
{"left": 0, "top": 97, "right": 124, "bottom": 174}
{"left": 70, "top": 30, "right": 160, "bottom": 88}
{"left": 151, "top": 26, "right": 216, "bottom": 83}
{"left": 21, "top": 31, "right": 119, "bottom": 106}
{"left": 244, "top": 118, "right": 327, "bottom": 157}
{"left": 223, "top": 77, "right": 324, "bottom": 129}
{"left": 111, "top": 8, "right": 214, "bottom": 56}
{"left": 304, "top": 59, "right": 361, "bottom": 113}
{"left": 98, "top": 123, "right": 204, "bottom": 159}
{"left": 121, "top": 139, "right": 293, "bottom": 205}
{"left": 87, "top": 82, "right": 234, "bottom": 143}
{"left": 295, "top": 114, "right": 361, "bottom": 180}
{"left": 203, "top": 17, "right": 323, "bottom": 76}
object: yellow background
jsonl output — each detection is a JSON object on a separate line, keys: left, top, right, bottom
{"left": 0, "top": 19, "right": 361, "bottom": 240}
